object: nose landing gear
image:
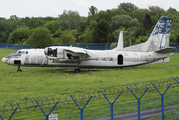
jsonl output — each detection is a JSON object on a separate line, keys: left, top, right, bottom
{"left": 17, "top": 66, "right": 22, "bottom": 73}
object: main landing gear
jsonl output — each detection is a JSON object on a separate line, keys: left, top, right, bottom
{"left": 74, "top": 60, "right": 81, "bottom": 73}
{"left": 17, "top": 66, "right": 22, "bottom": 73}
{"left": 74, "top": 69, "right": 81, "bottom": 73}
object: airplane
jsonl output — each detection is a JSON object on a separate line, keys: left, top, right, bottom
{"left": 2, "top": 16, "right": 174, "bottom": 73}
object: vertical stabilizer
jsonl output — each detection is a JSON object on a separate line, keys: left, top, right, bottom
{"left": 142, "top": 16, "right": 172, "bottom": 52}
{"left": 113, "top": 31, "right": 124, "bottom": 50}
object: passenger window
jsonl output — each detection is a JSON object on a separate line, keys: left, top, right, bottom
{"left": 26, "top": 51, "right": 28, "bottom": 54}
{"left": 22, "top": 51, "right": 25, "bottom": 54}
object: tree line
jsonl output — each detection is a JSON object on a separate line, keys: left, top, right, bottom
{"left": 0, "top": 2, "right": 179, "bottom": 48}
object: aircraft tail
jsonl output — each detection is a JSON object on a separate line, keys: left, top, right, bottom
{"left": 142, "top": 16, "right": 172, "bottom": 52}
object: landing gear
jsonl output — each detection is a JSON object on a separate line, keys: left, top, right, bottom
{"left": 74, "top": 69, "right": 81, "bottom": 73}
{"left": 17, "top": 66, "right": 22, "bottom": 73}
{"left": 74, "top": 60, "right": 81, "bottom": 73}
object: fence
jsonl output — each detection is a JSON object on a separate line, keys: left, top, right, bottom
{"left": 0, "top": 77, "right": 179, "bottom": 120}
{"left": 0, "top": 76, "right": 178, "bottom": 115}
{"left": 0, "top": 44, "right": 30, "bottom": 49}
{"left": 57, "top": 93, "right": 179, "bottom": 120}
{"left": 1, "top": 42, "right": 179, "bottom": 52}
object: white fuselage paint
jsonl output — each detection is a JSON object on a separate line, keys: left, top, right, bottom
{"left": 2, "top": 48, "right": 173, "bottom": 69}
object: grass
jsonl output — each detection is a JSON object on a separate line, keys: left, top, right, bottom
{"left": 0, "top": 48, "right": 179, "bottom": 119}
{"left": 150, "top": 104, "right": 179, "bottom": 120}
{"left": 57, "top": 93, "right": 179, "bottom": 120}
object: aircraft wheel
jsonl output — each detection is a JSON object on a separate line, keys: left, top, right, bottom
{"left": 17, "top": 69, "right": 22, "bottom": 73}
{"left": 74, "top": 69, "right": 81, "bottom": 73}
{"left": 17, "top": 66, "right": 22, "bottom": 73}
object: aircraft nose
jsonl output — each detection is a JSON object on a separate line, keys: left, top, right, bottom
{"left": 2, "top": 57, "right": 8, "bottom": 64}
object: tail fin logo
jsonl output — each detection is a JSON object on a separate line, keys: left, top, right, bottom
{"left": 152, "top": 17, "right": 172, "bottom": 36}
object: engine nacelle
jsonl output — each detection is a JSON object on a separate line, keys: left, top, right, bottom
{"left": 44, "top": 47, "right": 65, "bottom": 60}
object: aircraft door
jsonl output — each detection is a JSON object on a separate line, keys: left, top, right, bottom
{"left": 118, "top": 54, "right": 123, "bottom": 65}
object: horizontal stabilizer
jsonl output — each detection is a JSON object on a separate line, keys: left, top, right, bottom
{"left": 155, "top": 47, "right": 175, "bottom": 53}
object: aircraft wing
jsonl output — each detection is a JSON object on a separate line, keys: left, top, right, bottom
{"left": 64, "top": 48, "right": 98, "bottom": 60}
{"left": 155, "top": 47, "right": 175, "bottom": 53}
{"left": 64, "top": 48, "right": 87, "bottom": 54}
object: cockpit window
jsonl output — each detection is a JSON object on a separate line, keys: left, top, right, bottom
{"left": 16, "top": 50, "right": 28, "bottom": 54}
{"left": 5, "top": 53, "right": 21, "bottom": 58}
{"left": 18, "top": 51, "right": 21, "bottom": 54}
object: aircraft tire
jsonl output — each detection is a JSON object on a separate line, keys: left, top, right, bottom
{"left": 74, "top": 69, "right": 80, "bottom": 73}
{"left": 17, "top": 69, "right": 22, "bottom": 73}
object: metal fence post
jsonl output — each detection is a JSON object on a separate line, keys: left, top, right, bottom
{"left": 151, "top": 83, "right": 172, "bottom": 120}
{"left": 175, "top": 112, "right": 179, "bottom": 120}
{"left": 174, "top": 77, "right": 179, "bottom": 84}
{"left": 127, "top": 87, "right": 149, "bottom": 120}
{"left": 100, "top": 90, "right": 123, "bottom": 120}
{"left": 8, "top": 107, "right": 18, "bottom": 120}
{"left": 70, "top": 95, "right": 92, "bottom": 120}
{"left": 0, "top": 115, "right": 3, "bottom": 120}
{"left": 35, "top": 100, "right": 58, "bottom": 120}
{"left": 0, "top": 107, "right": 17, "bottom": 120}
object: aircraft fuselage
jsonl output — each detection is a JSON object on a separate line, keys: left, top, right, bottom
{"left": 2, "top": 47, "right": 173, "bottom": 69}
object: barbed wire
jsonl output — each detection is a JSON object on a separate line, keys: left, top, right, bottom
{"left": 0, "top": 77, "right": 178, "bottom": 114}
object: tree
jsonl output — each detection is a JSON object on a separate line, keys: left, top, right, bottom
{"left": 110, "top": 15, "right": 139, "bottom": 31}
{"left": 58, "top": 10, "right": 81, "bottom": 30}
{"left": 81, "top": 27, "right": 95, "bottom": 43}
{"left": 9, "top": 15, "right": 20, "bottom": 23}
{"left": 134, "top": 25, "right": 147, "bottom": 38}
{"left": 45, "top": 20, "right": 60, "bottom": 33}
{"left": 0, "top": 31, "right": 8, "bottom": 43}
{"left": 29, "top": 27, "right": 54, "bottom": 48}
{"left": 58, "top": 34, "right": 76, "bottom": 44}
{"left": 143, "top": 13, "right": 153, "bottom": 30}
{"left": 148, "top": 6, "right": 166, "bottom": 16}
{"left": 118, "top": 2, "right": 139, "bottom": 12}
{"left": 93, "top": 19, "right": 112, "bottom": 43}
{"left": 130, "top": 18, "right": 140, "bottom": 27}
{"left": 88, "top": 6, "right": 98, "bottom": 17}
{"left": 81, "top": 20, "right": 97, "bottom": 43}
{"left": 167, "top": 7, "right": 178, "bottom": 15}
{"left": 135, "top": 36, "right": 148, "bottom": 43}
{"left": 7, "top": 27, "right": 29, "bottom": 44}
{"left": 77, "top": 21, "right": 86, "bottom": 33}
{"left": 131, "top": 9, "right": 149, "bottom": 23}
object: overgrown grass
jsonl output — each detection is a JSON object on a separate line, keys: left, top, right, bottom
{"left": 0, "top": 48, "right": 179, "bottom": 119}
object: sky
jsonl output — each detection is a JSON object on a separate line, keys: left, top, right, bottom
{"left": 0, "top": 0, "right": 178, "bottom": 18}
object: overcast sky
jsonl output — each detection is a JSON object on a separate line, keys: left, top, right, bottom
{"left": 0, "top": 0, "right": 178, "bottom": 18}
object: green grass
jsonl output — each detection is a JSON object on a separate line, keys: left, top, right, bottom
{"left": 0, "top": 48, "right": 179, "bottom": 119}
{"left": 57, "top": 93, "right": 179, "bottom": 120}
